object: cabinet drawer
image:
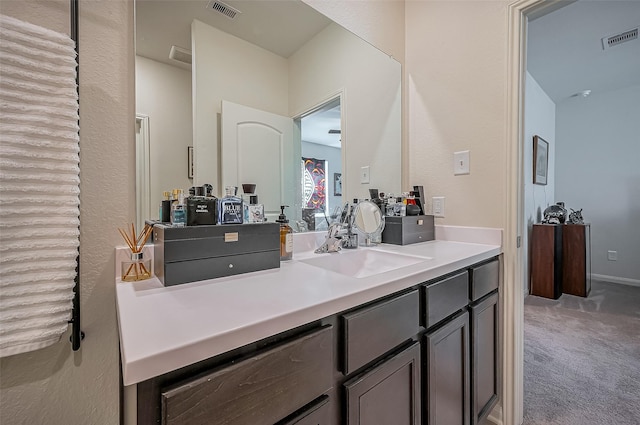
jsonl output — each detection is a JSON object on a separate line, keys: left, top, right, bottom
{"left": 342, "top": 290, "right": 419, "bottom": 375}
{"left": 161, "top": 326, "right": 333, "bottom": 425}
{"left": 423, "top": 271, "right": 469, "bottom": 328}
{"left": 470, "top": 259, "right": 499, "bottom": 302}
{"left": 276, "top": 395, "right": 331, "bottom": 425}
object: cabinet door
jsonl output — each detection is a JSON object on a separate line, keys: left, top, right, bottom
{"left": 425, "top": 310, "right": 470, "bottom": 425}
{"left": 471, "top": 292, "right": 499, "bottom": 425}
{"left": 344, "top": 342, "right": 421, "bottom": 425}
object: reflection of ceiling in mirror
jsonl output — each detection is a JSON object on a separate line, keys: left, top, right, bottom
{"left": 136, "top": 0, "right": 332, "bottom": 69}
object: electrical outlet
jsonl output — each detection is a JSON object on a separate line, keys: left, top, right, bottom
{"left": 607, "top": 250, "right": 617, "bottom": 261}
{"left": 454, "top": 150, "right": 470, "bottom": 175}
{"left": 360, "top": 166, "right": 370, "bottom": 184}
{"left": 432, "top": 196, "right": 445, "bottom": 217}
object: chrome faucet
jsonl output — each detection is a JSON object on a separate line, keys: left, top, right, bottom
{"left": 315, "top": 203, "right": 358, "bottom": 253}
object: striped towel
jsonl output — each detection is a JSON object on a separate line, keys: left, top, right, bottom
{"left": 0, "top": 15, "right": 80, "bottom": 357}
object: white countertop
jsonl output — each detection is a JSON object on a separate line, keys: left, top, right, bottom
{"left": 116, "top": 230, "right": 501, "bottom": 386}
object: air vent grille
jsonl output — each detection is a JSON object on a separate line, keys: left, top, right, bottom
{"left": 169, "top": 45, "right": 192, "bottom": 65}
{"left": 207, "top": 0, "right": 241, "bottom": 19}
{"left": 602, "top": 27, "right": 638, "bottom": 50}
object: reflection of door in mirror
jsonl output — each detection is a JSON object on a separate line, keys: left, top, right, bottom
{"left": 221, "top": 101, "right": 295, "bottom": 223}
{"left": 298, "top": 97, "right": 342, "bottom": 232}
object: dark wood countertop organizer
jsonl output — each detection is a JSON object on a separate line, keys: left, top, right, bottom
{"left": 153, "top": 222, "right": 280, "bottom": 286}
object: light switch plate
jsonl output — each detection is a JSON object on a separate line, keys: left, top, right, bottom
{"left": 454, "top": 150, "right": 470, "bottom": 175}
{"left": 360, "top": 166, "right": 370, "bottom": 184}
{"left": 432, "top": 196, "right": 445, "bottom": 217}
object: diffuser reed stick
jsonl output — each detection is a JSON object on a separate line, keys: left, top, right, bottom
{"left": 118, "top": 223, "right": 153, "bottom": 281}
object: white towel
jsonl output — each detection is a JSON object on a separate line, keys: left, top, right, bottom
{"left": 0, "top": 15, "right": 80, "bottom": 357}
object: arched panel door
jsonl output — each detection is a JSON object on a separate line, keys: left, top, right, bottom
{"left": 221, "top": 100, "right": 295, "bottom": 222}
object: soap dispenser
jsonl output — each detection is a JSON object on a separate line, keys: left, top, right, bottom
{"left": 276, "top": 205, "right": 293, "bottom": 261}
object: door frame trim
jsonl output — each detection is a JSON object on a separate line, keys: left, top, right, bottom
{"left": 500, "top": 1, "right": 546, "bottom": 424}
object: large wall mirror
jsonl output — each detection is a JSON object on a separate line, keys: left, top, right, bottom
{"left": 135, "top": 0, "right": 401, "bottom": 231}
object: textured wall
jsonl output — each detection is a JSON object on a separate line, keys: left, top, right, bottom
{"left": 405, "top": 0, "right": 508, "bottom": 228}
{"left": 556, "top": 86, "right": 640, "bottom": 282}
{"left": 302, "top": 0, "right": 405, "bottom": 64}
{"left": 289, "top": 23, "right": 402, "bottom": 202}
{"left": 0, "top": 1, "right": 133, "bottom": 424}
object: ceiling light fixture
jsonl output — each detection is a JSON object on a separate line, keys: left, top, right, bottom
{"left": 571, "top": 90, "right": 591, "bottom": 98}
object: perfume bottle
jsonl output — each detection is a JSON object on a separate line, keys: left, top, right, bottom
{"left": 186, "top": 185, "right": 217, "bottom": 226}
{"left": 171, "top": 189, "right": 186, "bottom": 227}
{"left": 218, "top": 186, "right": 243, "bottom": 224}
{"left": 243, "top": 195, "right": 265, "bottom": 223}
{"left": 159, "top": 191, "right": 172, "bottom": 222}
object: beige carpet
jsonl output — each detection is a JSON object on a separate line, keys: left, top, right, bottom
{"left": 523, "top": 280, "right": 640, "bottom": 425}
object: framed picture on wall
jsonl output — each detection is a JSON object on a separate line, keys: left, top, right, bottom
{"left": 187, "top": 146, "right": 194, "bottom": 179}
{"left": 334, "top": 173, "right": 342, "bottom": 196}
{"left": 533, "top": 135, "right": 548, "bottom": 185}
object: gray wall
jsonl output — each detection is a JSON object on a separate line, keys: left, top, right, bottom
{"left": 556, "top": 85, "right": 640, "bottom": 283}
{"left": 523, "top": 72, "right": 556, "bottom": 294}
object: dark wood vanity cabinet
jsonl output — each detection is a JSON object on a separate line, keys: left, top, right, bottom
{"left": 133, "top": 257, "right": 501, "bottom": 425}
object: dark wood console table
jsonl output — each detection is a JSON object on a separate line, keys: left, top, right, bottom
{"left": 562, "top": 224, "right": 591, "bottom": 297}
{"left": 530, "top": 224, "right": 562, "bottom": 299}
{"left": 530, "top": 223, "right": 591, "bottom": 299}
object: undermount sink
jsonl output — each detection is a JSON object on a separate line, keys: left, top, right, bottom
{"left": 299, "top": 249, "right": 432, "bottom": 279}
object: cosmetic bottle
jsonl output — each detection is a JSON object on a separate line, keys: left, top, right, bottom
{"left": 171, "top": 189, "right": 186, "bottom": 227}
{"left": 276, "top": 205, "right": 293, "bottom": 261}
{"left": 160, "top": 191, "right": 172, "bottom": 222}
{"left": 244, "top": 195, "right": 265, "bottom": 223}
{"left": 186, "top": 185, "right": 217, "bottom": 226}
{"left": 218, "top": 186, "right": 243, "bottom": 224}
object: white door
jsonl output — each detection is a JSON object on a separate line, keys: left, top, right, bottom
{"left": 221, "top": 101, "right": 295, "bottom": 222}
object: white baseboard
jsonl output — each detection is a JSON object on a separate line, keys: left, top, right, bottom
{"left": 592, "top": 274, "right": 640, "bottom": 287}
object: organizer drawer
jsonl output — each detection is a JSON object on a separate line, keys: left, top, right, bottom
{"left": 470, "top": 259, "right": 499, "bottom": 302}
{"left": 342, "top": 290, "right": 419, "bottom": 375}
{"left": 423, "top": 271, "right": 469, "bottom": 328}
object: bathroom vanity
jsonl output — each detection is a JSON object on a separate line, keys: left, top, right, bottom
{"left": 116, "top": 231, "right": 501, "bottom": 425}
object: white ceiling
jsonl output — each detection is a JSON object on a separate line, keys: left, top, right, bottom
{"left": 527, "top": 0, "right": 640, "bottom": 103}
{"left": 135, "top": 0, "right": 331, "bottom": 69}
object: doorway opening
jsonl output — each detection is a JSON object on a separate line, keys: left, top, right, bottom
{"left": 295, "top": 96, "right": 342, "bottom": 232}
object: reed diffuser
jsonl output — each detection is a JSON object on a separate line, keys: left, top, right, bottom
{"left": 118, "top": 223, "right": 153, "bottom": 282}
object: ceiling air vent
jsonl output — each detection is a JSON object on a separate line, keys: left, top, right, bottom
{"left": 602, "top": 27, "right": 638, "bottom": 50}
{"left": 207, "top": 0, "right": 242, "bottom": 19}
{"left": 169, "top": 45, "right": 192, "bottom": 65}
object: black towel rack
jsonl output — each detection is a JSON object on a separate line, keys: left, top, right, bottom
{"left": 69, "top": 0, "right": 84, "bottom": 351}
